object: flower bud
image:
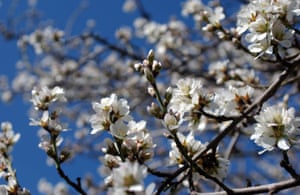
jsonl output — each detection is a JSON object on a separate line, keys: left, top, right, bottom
{"left": 147, "top": 49, "right": 155, "bottom": 65}
{"left": 164, "top": 87, "right": 173, "bottom": 105}
{"left": 147, "top": 87, "right": 156, "bottom": 97}
{"left": 59, "top": 149, "right": 71, "bottom": 163}
{"left": 147, "top": 102, "right": 163, "bottom": 119}
{"left": 152, "top": 60, "right": 162, "bottom": 77}
{"left": 164, "top": 112, "right": 180, "bottom": 130}
{"left": 134, "top": 63, "right": 142, "bottom": 72}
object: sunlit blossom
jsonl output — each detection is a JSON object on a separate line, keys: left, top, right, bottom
{"left": 251, "top": 104, "right": 300, "bottom": 154}
{"left": 31, "top": 86, "right": 66, "bottom": 110}
{"left": 109, "top": 160, "right": 147, "bottom": 194}
{"left": 236, "top": 0, "right": 300, "bottom": 59}
{"left": 90, "top": 93, "right": 131, "bottom": 135}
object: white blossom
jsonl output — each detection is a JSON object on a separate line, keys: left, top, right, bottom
{"left": 163, "top": 111, "right": 182, "bottom": 130}
{"left": 0, "top": 122, "right": 20, "bottom": 151}
{"left": 38, "top": 178, "right": 68, "bottom": 195}
{"left": 110, "top": 120, "right": 129, "bottom": 139}
{"left": 109, "top": 160, "right": 147, "bottom": 194}
{"left": 90, "top": 93, "right": 131, "bottom": 135}
{"left": 207, "top": 85, "right": 254, "bottom": 117}
{"left": 169, "top": 78, "right": 203, "bottom": 112}
{"left": 30, "top": 111, "right": 67, "bottom": 134}
{"left": 251, "top": 104, "right": 300, "bottom": 154}
{"left": 115, "top": 26, "right": 132, "bottom": 42}
{"left": 18, "top": 26, "right": 64, "bottom": 54}
{"left": 167, "top": 78, "right": 211, "bottom": 131}
{"left": 31, "top": 86, "right": 66, "bottom": 110}
{"left": 122, "top": 0, "right": 136, "bottom": 13}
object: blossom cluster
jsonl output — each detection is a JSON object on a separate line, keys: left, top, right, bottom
{"left": 90, "top": 94, "right": 155, "bottom": 194}
{"left": 38, "top": 178, "right": 68, "bottom": 195}
{"left": 31, "top": 86, "right": 66, "bottom": 111}
{"left": 208, "top": 59, "right": 258, "bottom": 85}
{"left": 134, "top": 18, "right": 189, "bottom": 55}
{"left": 165, "top": 78, "right": 209, "bottom": 131}
{"left": 237, "top": 0, "right": 300, "bottom": 59}
{"left": 107, "top": 160, "right": 154, "bottom": 195}
{"left": 2, "top": 0, "right": 300, "bottom": 194}
{"left": 182, "top": 0, "right": 225, "bottom": 31}
{"left": 0, "top": 122, "right": 30, "bottom": 195}
{"left": 30, "top": 86, "right": 69, "bottom": 163}
{"left": 164, "top": 77, "right": 256, "bottom": 133}
{"left": 18, "top": 26, "right": 64, "bottom": 55}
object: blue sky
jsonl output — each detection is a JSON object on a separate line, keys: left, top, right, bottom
{"left": 0, "top": 1, "right": 184, "bottom": 194}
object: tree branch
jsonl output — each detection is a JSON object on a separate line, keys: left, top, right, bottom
{"left": 191, "top": 178, "right": 300, "bottom": 195}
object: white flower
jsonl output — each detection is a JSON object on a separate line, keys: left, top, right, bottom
{"left": 182, "top": 0, "right": 225, "bottom": 30}
{"left": 271, "top": 20, "right": 295, "bottom": 58}
{"left": 208, "top": 6, "right": 225, "bottom": 25}
{"left": 99, "top": 154, "right": 122, "bottom": 185}
{"left": 236, "top": 4, "right": 258, "bottom": 35}
{"left": 187, "top": 109, "right": 207, "bottom": 131}
{"left": 272, "top": 20, "right": 294, "bottom": 48}
{"left": 182, "top": 0, "right": 204, "bottom": 17}
{"left": 90, "top": 93, "right": 131, "bottom": 135}
{"left": 202, "top": 6, "right": 225, "bottom": 30}
{"left": 19, "top": 26, "right": 64, "bottom": 54}
{"left": 245, "top": 15, "right": 269, "bottom": 42}
{"left": 110, "top": 120, "right": 129, "bottom": 139}
{"left": 169, "top": 78, "right": 203, "bottom": 112}
{"left": 115, "top": 27, "right": 132, "bottom": 42}
{"left": 109, "top": 160, "right": 147, "bottom": 194}
{"left": 38, "top": 130, "right": 63, "bottom": 153}
{"left": 229, "top": 68, "right": 258, "bottom": 85}
{"left": 169, "top": 132, "right": 203, "bottom": 165}
{"left": 124, "top": 120, "right": 155, "bottom": 161}
{"left": 163, "top": 112, "right": 182, "bottom": 130}
{"left": 30, "top": 111, "right": 67, "bottom": 134}
{"left": 122, "top": 0, "right": 136, "bottom": 13}
{"left": 38, "top": 178, "right": 68, "bottom": 195}
{"left": 207, "top": 85, "right": 254, "bottom": 117}
{"left": 89, "top": 113, "right": 109, "bottom": 134}
{"left": 31, "top": 86, "right": 66, "bottom": 110}
{"left": 167, "top": 78, "right": 210, "bottom": 131}
{"left": 0, "top": 122, "right": 20, "bottom": 152}
{"left": 207, "top": 89, "right": 237, "bottom": 116}
{"left": 208, "top": 60, "right": 229, "bottom": 84}
{"left": 251, "top": 104, "right": 300, "bottom": 154}
{"left": 102, "top": 154, "right": 122, "bottom": 170}
{"left": 125, "top": 121, "right": 151, "bottom": 147}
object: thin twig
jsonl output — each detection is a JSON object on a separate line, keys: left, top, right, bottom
{"left": 280, "top": 151, "right": 300, "bottom": 180}
{"left": 81, "top": 33, "right": 144, "bottom": 61}
{"left": 51, "top": 135, "right": 87, "bottom": 195}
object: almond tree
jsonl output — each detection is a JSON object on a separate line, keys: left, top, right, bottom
{"left": 1, "top": 0, "right": 300, "bottom": 194}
